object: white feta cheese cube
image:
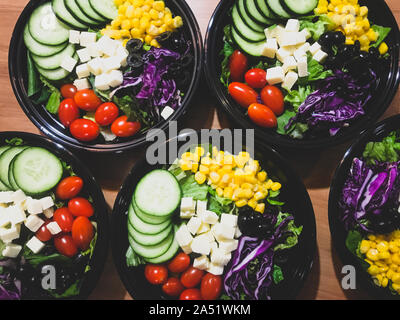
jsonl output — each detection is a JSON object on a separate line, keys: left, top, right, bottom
{"left": 210, "top": 248, "right": 228, "bottom": 265}
{"left": 276, "top": 47, "right": 292, "bottom": 63}
{"left": 219, "top": 239, "right": 239, "bottom": 253}
{"left": 293, "top": 48, "right": 307, "bottom": 62}
{"left": 107, "top": 70, "right": 123, "bottom": 88}
{"left": 285, "top": 19, "right": 300, "bottom": 32}
{"left": 26, "top": 236, "right": 45, "bottom": 254}
{"left": 197, "top": 223, "right": 210, "bottom": 234}
{"left": 77, "top": 48, "right": 91, "bottom": 63}
{"left": 87, "top": 42, "right": 101, "bottom": 57}
{"left": 95, "top": 74, "right": 110, "bottom": 91}
{"left": 280, "top": 31, "right": 306, "bottom": 47}
{"left": 43, "top": 207, "right": 54, "bottom": 219}
{"left": 175, "top": 224, "right": 193, "bottom": 247}
{"left": 196, "top": 200, "right": 207, "bottom": 215}
{"left": 26, "top": 198, "right": 43, "bottom": 214}
{"left": 309, "top": 42, "right": 322, "bottom": 55}
{"left": 180, "top": 210, "right": 195, "bottom": 219}
{"left": 300, "top": 28, "right": 311, "bottom": 40}
{"left": 0, "top": 207, "right": 11, "bottom": 228}
{"left": 186, "top": 216, "right": 202, "bottom": 235}
{"left": 266, "top": 66, "right": 285, "bottom": 85}
{"left": 161, "top": 106, "right": 174, "bottom": 120}
{"left": 181, "top": 197, "right": 195, "bottom": 212}
{"left": 262, "top": 38, "right": 278, "bottom": 59}
{"left": 274, "top": 25, "right": 286, "bottom": 44}
{"left": 73, "top": 78, "right": 91, "bottom": 91}
{"left": 297, "top": 57, "right": 309, "bottom": 78}
{"left": 8, "top": 205, "right": 26, "bottom": 225}
{"left": 212, "top": 223, "right": 235, "bottom": 241}
{"left": 0, "top": 192, "right": 13, "bottom": 204}
{"left": 193, "top": 255, "right": 210, "bottom": 270}
{"left": 234, "top": 226, "right": 242, "bottom": 238}
{"left": 181, "top": 244, "right": 192, "bottom": 255}
{"left": 282, "top": 71, "right": 299, "bottom": 91}
{"left": 12, "top": 190, "right": 26, "bottom": 204}
{"left": 207, "top": 263, "right": 224, "bottom": 276}
{"left": 97, "top": 36, "right": 118, "bottom": 56}
{"left": 2, "top": 244, "right": 22, "bottom": 258}
{"left": 40, "top": 196, "right": 54, "bottom": 210}
{"left": 282, "top": 56, "right": 298, "bottom": 73}
{"left": 190, "top": 236, "right": 211, "bottom": 255}
{"left": 222, "top": 252, "right": 232, "bottom": 266}
{"left": 264, "top": 25, "right": 277, "bottom": 39}
{"left": 60, "top": 55, "right": 78, "bottom": 73}
{"left": 201, "top": 210, "right": 219, "bottom": 225}
{"left": 25, "top": 215, "right": 44, "bottom": 232}
{"left": 210, "top": 241, "right": 218, "bottom": 253}
{"left": 46, "top": 221, "right": 62, "bottom": 235}
{"left": 116, "top": 46, "right": 129, "bottom": 67}
{"left": 0, "top": 226, "right": 20, "bottom": 242}
{"left": 313, "top": 49, "right": 328, "bottom": 63}
{"left": 69, "top": 30, "right": 80, "bottom": 44}
{"left": 198, "top": 231, "right": 214, "bottom": 243}
{"left": 79, "top": 32, "right": 97, "bottom": 47}
{"left": 87, "top": 57, "right": 103, "bottom": 76}
{"left": 76, "top": 63, "right": 90, "bottom": 79}
{"left": 102, "top": 56, "right": 121, "bottom": 73}
{"left": 298, "top": 42, "right": 311, "bottom": 53}
{"left": 220, "top": 214, "right": 238, "bottom": 228}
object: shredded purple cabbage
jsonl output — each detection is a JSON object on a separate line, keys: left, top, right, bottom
{"left": 0, "top": 260, "right": 21, "bottom": 300}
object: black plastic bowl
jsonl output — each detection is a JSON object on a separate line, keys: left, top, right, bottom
{"left": 9, "top": 0, "right": 203, "bottom": 153}
{"left": 0, "top": 131, "right": 108, "bottom": 299}
{"left": 329, "top": 115, "right": 400, "bottom": 299}
{"left": 204, "top": 0, "right": 400, "bottom": 150}
{"left": 111, "top": 130, "right": 316, "bottom": 299}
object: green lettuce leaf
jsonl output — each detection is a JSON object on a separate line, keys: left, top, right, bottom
{"left": 371, "top": 25, "right": 391, "bottom": 48}
{"left": 362, "top": 130, "right": 400, "bottom": 165}
{"left": 126, "top": 246, "right": 145, "bottom": 267}
{"left": 180, "top": 174, "right": 209, "bottom": 200}
{"left": 272, "top": 264, "right": 284, "bottom": 284}
{"left": 274, "top": 212, "right": 303, "bottom": 251}
{"left": 300, "top": 15, "right": 335, "bottom": 41}
{"left": 284, "top": 85, "right": 314, "bottom": 111}
{"left": 220, "top": 25, "right": 235, "bottom": 88}
{"left": 208, "top": 188, "right": 234, "bottom": 215}
{"left": 27, "top": 52, "right": 40, "bottom": 97}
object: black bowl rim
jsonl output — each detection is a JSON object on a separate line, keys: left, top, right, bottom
{"left": 110, "top": 130, "right": 317, "bottom": 300}
{"left": 328, "top": 114, "right": 400, "bottom": 299}
{"left": 0, "top": 131, "right": 109, "bottom": 299}
{"left": 204, "top": 0, "right": 400, "bottom": 150}
{"left": 8, "top": 0, "right": 203, "bottom": 153}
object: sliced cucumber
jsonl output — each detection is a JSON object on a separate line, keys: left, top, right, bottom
{"left": 35, "top": 53, "right": 77, "bottom": 81}
{"left": 245, "top": 0, "right": 273, "bottom": 25}
{"left": 28, "top": 2, "right": 70, "bottom": 46}
{"left": 31, "top": 43, "right": 75, "bottom": 70}
{"left": 132, "top": 199, "right": 171, "bottom": 225}
{"left": 129, "top": 230, "right": 174, "bottom": 259}
{"left": 0, "top": 147, "right": 28, "bottom": 189}
{"left": 134, "top": 170, "right": 181, "bottom": 218}
{"left": 266, "top": 0, "right": 291, "bottom": 18}
{"left": 145, "top": 227, "right": 179, "bottom": 264}
{"left": 89, "top": 0, "right": 117, "bottom": 20}
{"left": 232, "top": 27, "right": 266, "bottom": 56}
{"left": 255, "top": 0, "right": 277, "bottom": 19}
{"left": 128, "top": 204, "right": 171, "bottom": 235}
{"left": 0, "top": 147, "right": 11, "bottom": 191}
{"left": 8, "top": 160, "right": 19, "bottom": 191}
{"left": 52, "top": 0, "right": 88, "bottom": 30}
{"left": 237, "top": 0, "right": 265, "bottom": 32}
{"left": 24, "top": 24, "right": 67, "bottom": 57}
{"left": 281, "top": 0, "right": 318, "bottom": 15}
{"left": 76, "top": 0, "right": 107, "bottom": 22}
{"left": 65, "top": 0, "right": 100, "bottom": 26}
{"left": 13, "top": 147, "right": 63, "bottom": 195}
{"left": 128, "top": 222, "right": 172, "bottom": 246}
{"left": 232, "top": 4, "right": 266, "bottom": 43}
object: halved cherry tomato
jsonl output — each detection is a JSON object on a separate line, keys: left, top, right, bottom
{"left": 68, "top": 197, "right": 94, "bottom": 217}
{"left": 229, "top": 50, "right": 248, "bottom": 82}
{"left": 260, "top": 85, "right": 284, "bottom": 116}
{"left": 167, "top": 253, "right": 190, "bottom": 273}
{"left": 162, "top": 278, "right": 185, "bottom": 297}
{"left": 71, "top": 216, "right": 94, "bottom": 250}
{"left": 55, "top": 176, "right": 83, "bottom": 200}
{"left": 248, "top": 103, "right": 277, "bottom": 128}
{"left": 60, "top": 84, "right": 77, "bottom": 99}
{"left": 180, "top": 288, "right": 202, "bottom": 300}
{"left": 200, "top": 273, "right": 222, "bottom": 300}
{"left": 69, "top": 118, "right": 99, "bottom": 142}
{"left": 58, "top": 98, "right": 80, "bottom": 128}
{"left": 35, "top": 220, "right": 52, "bottom": 242}
{"left": 53, "top": 207, "right": 74, "bottom": 232}
{"left": 111, "top": 116, "right": 141, "bottom": 138}
{"left": 145, "top": 264, "right": 168, "bottom": 285}
{"left": 54, "top": 234, "right": 78, "bottom": 258}
{"left": 180, "top": 266, "right": 204, "bottom": 288}
{"left": 74, "top": 89, "right": 102, "bottom": 111}
{"left": 228, "top": 82, "right": 258, "bottom": 108}
{"left": 95, "top": 102, "right": 119, "bottom": 126}
{"left": 245, "top": 68, "right": 267, "bottom": 89}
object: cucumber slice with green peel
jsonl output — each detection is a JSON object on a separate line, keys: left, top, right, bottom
{"left": 35, "top": 53, "right": 77, "bottom": 80}
{"left": 232, "top": 26, "right": 266, "bottom": 56}
{"left": 13, "top": 147, "right": 63, "bottom": 195}
{"left": 134, "top": 169, "right": 181, "bottom": 217}
{"left": 145, "top": 227, "right": 180, "bottom": 264}
{"left": 266, "top": 0, "right": 291, "bottom": 18}
{"left": 237, "top": 0, "right": 265, "bottom": 32}
{"left": 128, "top": 222, "right": 173, "bottom": 246}
{"left": 28, "top": 2, "right": 70, "bottom": 46}
{"left": 232, "top": 4, "right": 266, "bottom": 43}
{"left": 89, "top": 0, "right": 117, "bottom": 20}
{"left": 281, "top": 0, "right": 318, "bottom": 15}
{"left": 8, "top": 160, "right": 20, "bottom": 191}
{"left": 129, "top": 230, "right": 174, "bottom": 259}
{"left": 65, "top": 0, "right": 100, "bottom": 26}
{"left": 0, "top": 147, "right": 11, "bottom": 191}
{"left": 76, "top": 0, "right": 107, "bottom": 22}
{"left": 132, "top": 200, "right": 171, "bottom": 225}
{"left": 245, "top": 0, "right": 273, "bottom": 25}
{"left": 24, "top": 24, "right": 67, "bottom": 57}
{"left": 128, "top": 204, "right": 171, "bottom": 235}
{"left": 255, "top": 0, "right": 278, "bottom": 19}
{"left": 31, "top": 43, "right": 75, "bottom": 70}
{"left": 0, "top": 147, "right": 29, "bottom": 189}
{"left": 52, "top": 0, "right": 88, "bottom": 30}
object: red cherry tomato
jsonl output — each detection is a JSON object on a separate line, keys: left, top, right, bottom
{"left": 260, "top": 85, "right": 284, "bottom": 116}
{"left": 55, "top": 176, "right": 84, "bottom": 200}
{"left": 60, "top": 84, "right": 77, "bottom": 99}
{"left": 68, "top": 197, "right": 94, "bottom": 217}
{"left": 200, "top": 273, "right": 222, "bottom": 300}
{"left": 229, "top": 50, "right": 248, "bottom": 82}
{"left": 167, "top": 253, "right": 191, "bottom": 273}
{"left": 245, "top": 68, "right": 267, "bottom": 89}
{"left": 228, "top": 82, "right": 258, "bottom": 108}
{"left": 180, "top": 267, "right": 204, "bottom": 288}
{"left": 248, "top": 103, "right": 277, "bottom": 128}
{"left": 71, "top": 216, "right": 94, "bottom": 250}
{"left": 95, "top": 102, "right": 119, "bottom": 126}
{"left": 162, "top": 278, "right": 185, "bottom": 297}
{"left": 54, "top": 234, "right": 78, "bottom": 258}
{"left": 145, "top": 264, "right": 168, "bottom": 285}
{"left": 180, "top": 288, "right": 202, "bottom": 300}
{"left": 58, "top": 98, "right": 80, "bottom": 128}
{"left": 69, "top": 118, "right": 99, "bottom": 142}
{"left": 74, "top": 89, "right": 102, "bottom": 111}
{"left": 53, "top": 207, "right": 74, "bottom": 232}
{"left": 111, "top": 116, "right": 141, "bottom": 138}
{"left": 35, "top": 220, "right": 52, "bottom": 242}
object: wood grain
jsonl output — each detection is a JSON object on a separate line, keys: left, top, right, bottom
{"left": 0, "top": 0, "right": 399, "bottom": 300}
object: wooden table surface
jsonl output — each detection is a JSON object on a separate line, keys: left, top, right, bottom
{"left": 0, "top": 0, "right": 399, "bottom": 300}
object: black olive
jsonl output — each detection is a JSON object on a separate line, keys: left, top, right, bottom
{"left": 332, "top": 31, "right": 346, "bottom": 45}
{"left": 358, "top": 51, "right": 370, "bottom": 61}
{"left": 369, "top": 46, "right": 380, "bottom": 60}
{"left": 126, "top": 38, "right": 143, "bottom": 54}
{"left": 353, "top": 40, "right": 361, "bottom": 52}
{"left": 156, "top": 31, "right": 173, "bottom": 45}
{"left": 318, "top": 32, "right": 332, "bottom": 46}
{"left": 127, "top": 53, "right": 144, "bottom": 68}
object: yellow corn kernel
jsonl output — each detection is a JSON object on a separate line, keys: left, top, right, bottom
{"left": 216, "top": 187, "right": 224, "bottom": 197}
{"left": 359, "top": 240, "right": 370, "bottom": 254}
{"left": 133, "top": 0, "right": 144, "bottom": 6}
{"left": 130, "top": 28, "right": 141, "bottom": 38}
{"left": 241, "top": 189, "right": 253, "bottom": 199}
{"left": 358, "top": 35, "right": 370, "bottom": 47}
{"left": 126, "top": 5, "right": 135, "bottom": 18}
{"left": 253, "top": 191, "right": 264, "bottom": 201}
{"left": 144, "top": 0, "right": 154, "bottom": 5}
{"left": 198, "top": 165, "right": 209, "bottom": 175}
{"left": 255, "top": 203, "right": 265, "bottom": 214}
{"left": 122, "top": 38, "right": 130, "bottom": 47}
{"left": 376, "top": 241, "right": 389, "bottom": 252}
{"left": 368, "top": 234, "right": 376, "bottom": 241}
{"left": 330, "top": 0, "right": 341, "bottom": 6}
{"left": 382, "top": 277, "right": 388, "bottom": 287}
{"left": 235, "top": 199, "right": 247, "bottom": 208}
{"left": 374, "top": 274, "right": 383, "bottom": 286}
{"left": 210, "top": 172, "right": 221, "bottom": 184}
{"left": 271, "top": 182, "right": 281, "bottom": 192}
{"left": 195, "top": 172, "right": 206, "bottom": 185}
{"left": 191, "top": 162, "right": 199, "bottom": 173}
{"left": 134, "top": 7, "right": 143, "bottom": 18}
{"left": 223, "top": 154, "right": 234, "bottom": 166}
{"left": 392, "top": 283, "right": 400, "bottom": 293}
{"left": 389, "top": 241, "right": 399, "bottom": 253}
{"left": 223, "top": 187, "right": 234, "bottom": 199}
{"left": 366, "top": 248, "right": 379, "bottom": 261}
{"left": 378, "top": 251, "right": 391, "bottom": 260}
{"left": 111, "top": 19, "right": 121, "bottom": 28}
{"left": 131, "top": 17, "right": 140, "bottom": 28}
{"left": 379, "top": 42, "right": 388, "bottom": 55}
{"left": 120, "top": 29, "right": 131, "bottom": 38}
{"left": 180, "top": 160, "right": 192, "bottom": 171}
{"left": 367, "top": 265, "right": 380, "bottom": 276}
{"left": 257, "top": 171, "right": 267, "bottom": 182}
{"left": 344, "top": 37, "right": 354, "bottom": 45}
{"left": 153, "top": 0, "right": 165, "bottom": 11}
{"left": 314, "top": 7, "right": 327, "bottom": 15}
{"left": 359, "top": 6, "right": 368, "bottom": 16}
{"left": 393, "top": 253, "right": 400, "bottom": 265}
{"left": 121, "top": 19, "right": 132, "bottom": 30}
{"left": 147, "top": 24, "right": 159, "bottom": 36}
{"left": 141, "top": 4, "right": 150, "bottom": 11}
{"left": 392, "top": 273, "right": 400, "bottom": 285}
{"left": 264, "top": 179, "right": 273, "bottom": 189}
{"left": 115, "top": 0, "right": 124, "bottom": 6}
{"left": 247, "top": 199, "right": 257, "bottom": 209}
{"left": 240, "top": 183, "right": 252, "bottom": 189}
{"left": 234, "top": 156, "right": 247, "bottom": 168}
{"left": 200, "top": 156, "right": 212, "bottom": 166}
